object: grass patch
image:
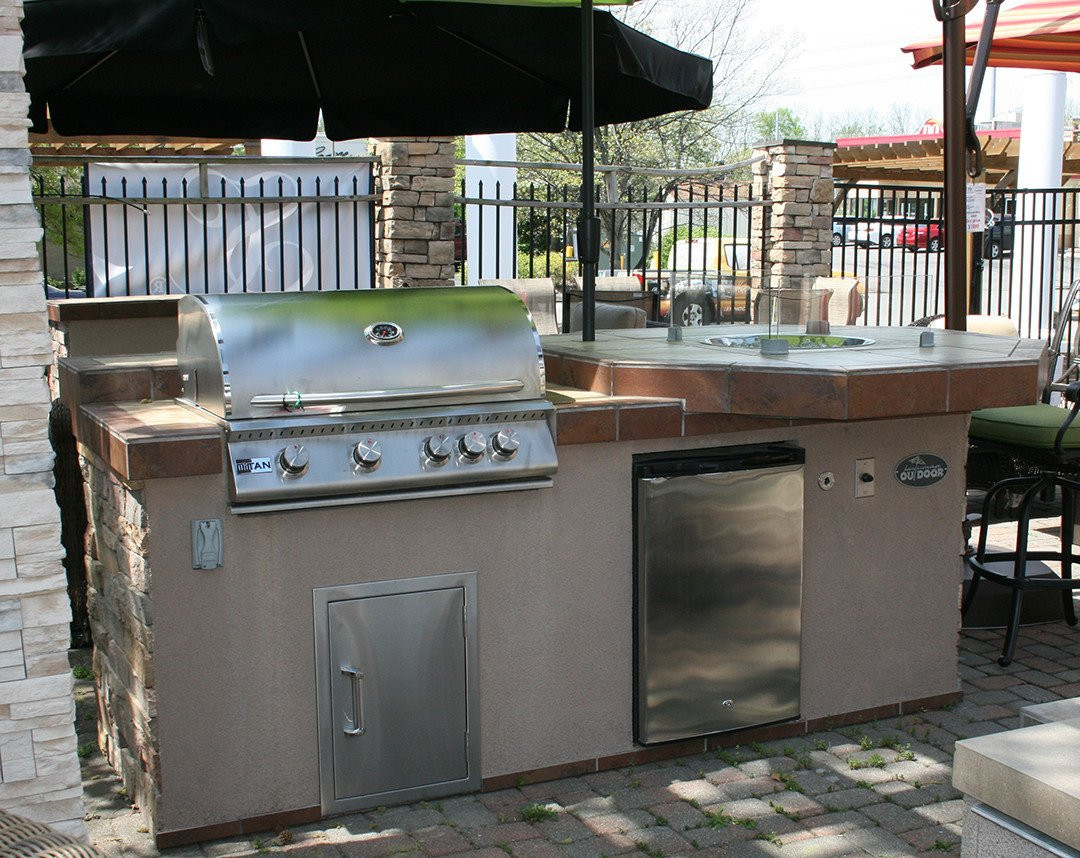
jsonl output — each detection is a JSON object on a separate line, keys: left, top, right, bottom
{"left": 714, "top": 748, "right": 745, "bottom": 766}
{"left": 72, "top": 665, "right": 93, "bottom": 681}
{"left": 858, "top": 735, "right": 874, "bottom": 751}
{"left": 773, "top": 772, "right": 803, "bottom": 794}
{"left": 520, "top": 803, "right": 557, "bottom": 823}
{"left": 929, "top": 839, "right": 958, "bottom": 852}
{"left": 813, "top": 739, "right": 828, "bottom": 752}
{"left": 768, "top": 801, "right": 799, "bottom": 822}
{"left": 634, "top": 841, "right": 663, "bottom": 858}
{"left": 754, "top": 831, "right": 783, "bottom": 846}
{"left": 704, "top": 809, "right": 756, "bottom": 830}
{"left": 76, "top": 743, "right": 95, "bottom": 759}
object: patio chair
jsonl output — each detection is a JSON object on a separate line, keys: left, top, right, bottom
{"left": 478, "top": 278, "right": 559, "bottom": 335}
{"left": 568, "top": 301, "right": 646, "bottom": 332}
{"left": 562, "top": 288, "right": 658, "bottom": 333}
{"left": 813, "top": 277, "right": 865, "bottom": 326}
{"left": 753, "top": 287, "right": 833, "bottom": 326}
{"left": 965, "top": 381, "right": 1080, "bottom": 666}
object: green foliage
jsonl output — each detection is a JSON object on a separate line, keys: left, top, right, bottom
{"left": 72, "top": 665, "right": 93, "bottom": 681}
{"left": 753, "top": 108, "right": 806, "bottom": 141}
{"left": 704, "top": 809, "right": 755, "bottom": 830}
{"left": 519, "top": 803, "right": 557, "bottom": 823}
{"left": 31, "top": 165, "right": 86, "bottom": 266}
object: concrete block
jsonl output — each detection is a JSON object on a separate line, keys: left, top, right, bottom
{"left": 954, "top": 717, "right": 1080, "bottom": 851}
{"left": 961, "top": 803, "right": 1075, "bottom": 858}
{"left": 12, "top": 522, "right": 61, "bottom": 557}
{"left": 1020, "top": 698, "right": 1080, "bottom": 727}
{"left": 0, "top": 730, "right": 36, "bottom": 781}
{"left": 0, "top": 558, "right": 13, "bottom": 580}
{"left": 18, "top": 590, "right": 71, "bottom": 628}
{"left": 0, "top": 629, "right": 19, "bottom": 651}
{"left": 8, "top": 696, "right": 73, "bottom": 720}
{"left": 0, "top": 673, "right": 70, "bottom": 706}
{"left": 0, "top": 487, "right": 60, "bottom": 528}
{"left": 0, "top": 527, "right": 10, "bottom": 559}
{"left": 0, "top": 597, "right": 19, "bottom": 631}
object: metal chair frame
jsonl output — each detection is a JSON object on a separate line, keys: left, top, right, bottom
{"left": 965, "top": 383, "right": 1080, "bottom": 666}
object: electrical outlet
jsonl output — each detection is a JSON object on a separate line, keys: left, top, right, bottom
{"left": 855, "top": 458, "right": 875, "bottom": 498}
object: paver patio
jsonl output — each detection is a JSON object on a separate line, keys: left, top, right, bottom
{"left": 72, "top": 519, "right": 1080, "bottom": 858}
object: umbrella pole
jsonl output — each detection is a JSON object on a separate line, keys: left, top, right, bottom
{"left": 942, "top": 1, "right": 969, "bottom": 331}
{"left": 579, "top": 0, "right": 599, "bottom": 341}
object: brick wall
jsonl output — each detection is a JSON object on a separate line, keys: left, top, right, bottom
{"left": 372, "top": 137, "right": 456, "bottom": 288}
{"left": 0, "top": 0, "right": 86, "bottom": 839}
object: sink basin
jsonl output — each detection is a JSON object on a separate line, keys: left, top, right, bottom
{"left": 705, "top": 333, "right": 875, "bottom": 350}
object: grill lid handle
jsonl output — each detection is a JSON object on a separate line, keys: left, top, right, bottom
{"left": 249, "top": 380, "right": 526, "bottom": 411}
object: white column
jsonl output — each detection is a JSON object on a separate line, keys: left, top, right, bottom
{"left": 1009, "top": 71, "right": 1065, "bottom": 336}
{"left": 465, "top": 135, "right": 518, "bottom": 284}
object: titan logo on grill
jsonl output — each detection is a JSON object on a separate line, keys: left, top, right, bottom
{"left": 236, "top": 457, "right": 273, "bottom": 475}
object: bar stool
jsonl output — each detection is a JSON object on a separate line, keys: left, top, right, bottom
{"left": 965, "top": 382, "right": 1080, "bottom": 666}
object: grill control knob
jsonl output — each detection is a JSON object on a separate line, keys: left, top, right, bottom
{"left": 424, "top": 432, "right": 454, "bottom": 465}
{"left": 352, "top": 438, "right": 382, "bottom": 470}
{"left": 491, "top": 428, "right": 521, "bottom": 459}
{"left": 279, "top": 443, "right": 309, "bottom": 476}
{"left": 459, "top": 430, "right": 487, "bottom": 461}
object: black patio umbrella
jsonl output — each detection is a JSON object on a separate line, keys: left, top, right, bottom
{"left": 22, "top": 0, "right": 713, "bottom": 340}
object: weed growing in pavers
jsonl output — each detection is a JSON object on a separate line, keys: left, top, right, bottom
{"left": 896, "top": 748, "right": 916, "bottom": 762}
{"left": 251, "top": 837, "right": 268, "bottom": 853}
{"left": 653, "top": 816, "right": 669, "bottom": 827}
{"left": 794, "top": 752, "right": 813, "bottom": 770}
{"left": 929, "top": 839, "right": 959, "bottom": 852}
{"left": 822, "top": 804, "right": 840, "bottom": 813}
{"left": 754, "top": 831, "right": 783, "bottom": 846}
{"left": 516, "top": 776, "right": 526, "bottom": 788}
{"left": 704, "top": 809, "right": 756, "bottom": 830}
{"left": 855, "top": 781, "right": 872, "bottom": 789}
{"left": 633, "top": 840, "right": 663, "bottom": 858}
{"left": 520, "top": 803, "right": 557, "bottom": 823}
{"left": 628, "top": 778, "right": 642, "bottom": 789}
{"left": 848, "top": 757, "right": 869, "bottom": 770}
{"left": 278, "top": 829, "right": 294, "bottom": 845}
{"left": 748, "top": 742, "right": 768, "bottom": 757}
{"left": 714, "top": 748, "right": 745, "bottom": 766}
{"left": 768, "top": 801, "right": 799, "bottom": 822}
{"left": 72, "top": 665, "right": 93, "bottom": 680}
{"left": 498, "top": 843, "right": 512, "bottom": 855}
{"left": 689, "top": 839, "right": 700, "bottom": 849}
{"left": 813, "top": 739, "right": 828, "bottom": 751}
{"left": 687, "top": 799, "right": 700, "bottom": 810}
{"left": 76, "top": 743, "right": 95, "bottom": 758}
{"left": 773, "top": 773, "right": 803, "bottom": 794}
{"left": 859, "top": 736, "right": 874, "bottom": 751}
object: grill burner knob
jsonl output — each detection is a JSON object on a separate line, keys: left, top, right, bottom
{"left": 352, "top": 438, "right": 382, "bottom": 470}
{"left": 279, "top": 443, "right": 309, "bottom": 476}
{"left": 491, "top": 428, "right": 520, "bottom": 459}
{"left": 424, "top": 433, "right": 454, "bottom": 465}
{"left": 459, "top": 430, "right": 487, "bottom": 461}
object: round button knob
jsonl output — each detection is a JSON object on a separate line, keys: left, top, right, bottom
{"left": 352, "top": 438, "right": 382, "bottom": 470}
{"left": 491, "top": 428, "right": 520, "bottom": 459}
{"left": 279, "top": 443, "right": 309, "bottom": 475}
{"left": 459, "top": 430, "right": 487, "bottom": 461}
{"left": 424, "top": 432, "right": 454, "bottom": 464}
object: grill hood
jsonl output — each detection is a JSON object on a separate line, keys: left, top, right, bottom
{"left": 177, "top": 287, "right": 546, "bottom": 421}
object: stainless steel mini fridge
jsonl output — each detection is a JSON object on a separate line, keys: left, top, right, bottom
{"left": 634, "top": 444, "right": 804, "bottom": 745}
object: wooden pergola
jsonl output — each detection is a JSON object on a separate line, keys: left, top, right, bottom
{"left": 833, "top": 128, "right": 1080, "bottom": 186}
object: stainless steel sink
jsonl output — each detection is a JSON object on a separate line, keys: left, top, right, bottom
{"left": 705, "top": 333, "right": 875, "bottom": 350}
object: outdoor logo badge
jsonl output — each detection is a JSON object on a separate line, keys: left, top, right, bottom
{"left": 895, "top": 453, "right": 948, "bottom": 487}
{"left": 235, "top": 456, "right": 273, "bottom": 475}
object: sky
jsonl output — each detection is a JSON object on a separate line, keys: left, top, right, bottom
{"left": 748, "top": 0, "right": 1076, "bottom": 134}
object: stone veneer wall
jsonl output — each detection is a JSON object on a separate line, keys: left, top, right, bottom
{"left": 0, "top": 0, "right": 86, "bottom": 838}
{"left": 371, "top": 137, "right": 456, "bottom": 288}
{"left": 751, "top": 139, "right": 835, "bottom": 294}
{"left": 80, "top": 452, "right": 156, "bottom": 828}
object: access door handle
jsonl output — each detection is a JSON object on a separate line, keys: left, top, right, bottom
{"left": 340, "top": 664, "right": 365, "bottom": 736}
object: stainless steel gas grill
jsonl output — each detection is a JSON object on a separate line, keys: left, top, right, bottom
{"left": 176, "top": 287, "right": 558, "bottom": 512}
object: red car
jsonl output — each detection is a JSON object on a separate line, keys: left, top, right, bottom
{"left": 897, "top": 223, "right": 942, "bottom": 252}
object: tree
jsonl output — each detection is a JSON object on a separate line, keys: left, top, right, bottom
{"left": 515, "top": 0, "right": 793, "bottom": 265}
{"left": 753, "top": 108, "right": 806, "bottom": 142}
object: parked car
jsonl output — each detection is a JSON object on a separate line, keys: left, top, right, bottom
{"left": 898, "top": 222, "right": 943, "bottom": 252}
{"left": 659, "top": 277, "right": 751, "bottom": 325}
{"left": 898, "top": 218, "right": 1014, "bottom": 257}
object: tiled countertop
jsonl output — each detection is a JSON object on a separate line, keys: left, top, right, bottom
{"left": 543, "top": 324, "right": 1045, "bottom": 421}
{"left": 59, "top": 324, "right": 1045, "bottom": 479}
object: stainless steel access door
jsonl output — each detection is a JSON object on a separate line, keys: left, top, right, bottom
{"left": 636, "top": 459, "right": 803, "bottom": 744}
{"left": 314, "top": 572, "right": 479, "bottom": 816}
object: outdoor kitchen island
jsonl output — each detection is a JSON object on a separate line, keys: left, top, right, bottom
{"left": 58, "top": 315, "right": 1045, "bottom": 847}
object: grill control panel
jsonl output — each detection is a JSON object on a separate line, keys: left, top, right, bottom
{"left": 227, "top": 414, "right": 557, "bottom": 506}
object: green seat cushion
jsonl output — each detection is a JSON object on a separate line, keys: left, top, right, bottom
{"left": 970, "top": 403, "right": 1080, "bottom": 449}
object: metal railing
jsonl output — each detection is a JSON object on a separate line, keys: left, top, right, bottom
{"left": 833, "top": 182, "right": 1080, "bottom": 339}
{"left": 33, "top": 156, "right": 377, "bottom": 298}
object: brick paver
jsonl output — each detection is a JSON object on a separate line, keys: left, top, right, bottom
{"left": 72, "top": 529, "right": 1080, "bottom": 858}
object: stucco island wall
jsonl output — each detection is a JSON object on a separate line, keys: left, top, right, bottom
{"left": 122, "top": 413, "right": 966, "bottom": 837}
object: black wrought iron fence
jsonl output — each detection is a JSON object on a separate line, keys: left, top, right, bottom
{"left": 833, "top": 181, "right": 1080, "bottom": 340}
{"left": 457, "top": 170, "right": 770, "bottom": 325}
{"left": 33, "top": 157, "right": 377, "bottom": 298}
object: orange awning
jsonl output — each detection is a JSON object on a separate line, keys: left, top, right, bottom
{"left": 902, "top": 0, "right": 1080, "bottom": 72}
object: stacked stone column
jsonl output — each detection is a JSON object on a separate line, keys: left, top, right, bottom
{"left": 372, "top": 137, "right": 456, "bottom": 288}
{"left": 751, "top": 139, "right": 835, "bottom": 298}
{"left": 0, "top": 0, "right": 86, "bottom": 839}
